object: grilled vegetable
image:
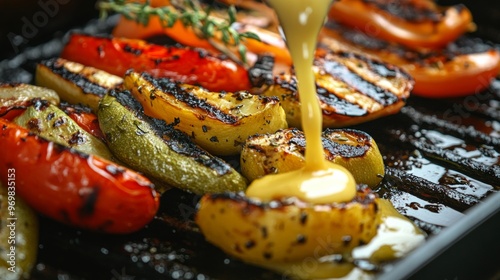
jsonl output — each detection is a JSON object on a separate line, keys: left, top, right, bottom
{"left": 240, "top": 128, "right": 384, "bottom": 187}
{"left": 0, "top": 181, "right": 38, "bottom": 280}
{"left": 124, "top": 71, "right": 288, "bottom": 156}
{"left": 60, "top": 33, "right": 252, "bottom": 92}
{"left": 196, "top": 186, "right": 381, "bottom": 264}
{"left": 13, "top": 100, "right": 114, "bottom": 161}
{"left": 98, "top": 90, "right": 247, "bottom": 194}
{"left": 328, "top": 0, "right": 473, "bottom": 50}
{"left": 0, "top": 83, "right": 60, "bottom": 120}
{"left": 258, "top": 48, "right": 413, "bottom": 128}
{"left": 111, "top": 7, "right": 292, "bottom": 65}
{"left": 35, "top": 58, "right": 123, "bottom": 112}
{"left": 0, "top": 118, "right": 160, "bottom": 234}
{"left": 60, "top": 102, "right": 106, "bottom": 142}
{"left": 320, "top": 22, "right": 500, "bottom": 98}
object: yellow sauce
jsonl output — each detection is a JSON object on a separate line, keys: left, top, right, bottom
{"left": 245, "top": 0, "right": 356, "bottom": 204}
{"left": 251, "top": 200, "right": 425, "bottom": 280}
{"left": 240, "top": 1, "right": 426, "bottom": 278}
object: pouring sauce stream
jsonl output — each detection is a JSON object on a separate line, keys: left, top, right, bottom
{"left": 246, "top": 0, "right": 356, "bottom": 204}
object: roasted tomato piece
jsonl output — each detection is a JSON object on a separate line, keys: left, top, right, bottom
{"left": 0, "top": 118, "right": 160, "bottom": 234}
{"left": 328, "top": 0, "right": 473, "bottom": 50}
{"left": 320, "top": 23, "right": 500, "bottom": 98}
{"left": 60, "top": 34, "right": 252, "bottom": 92}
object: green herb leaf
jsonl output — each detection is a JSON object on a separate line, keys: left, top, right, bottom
{"left": 97, "top": 0, "right": 261, "bottom": 65}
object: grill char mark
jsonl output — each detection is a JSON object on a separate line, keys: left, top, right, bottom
{"left": 411, "top": 140, "right": 500, "bottom": 187}
{"left": 40, "top": 58, "right": 108, "bottom": 97}
{"left": 319, "top": 58, "right": 399, "bottom": 106}
{"left": 285, "top": 128, "right": 372, "bottom": 159}
{"left": 363, "top": 0, "right": 442, "bottom": 23}
{"left": 276, "top": 76, "right": 368, "bottom": 117}
{"left": 109, "top": 89, "right": 233, "bottom": 176}
{"left": 140, "top": 73, "right": 239, "bottom": 124}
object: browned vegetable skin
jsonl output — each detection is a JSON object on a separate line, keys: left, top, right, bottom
{"left": 36, "top": 58, "right": 123, "bottom": 112}
{"left": 0, "top": 117, "right": 160, "bottom": 234}
{"left": 0, "top": 83, "right": 60, "bottom": 116}
{"left": 14, "top": 100, "right": 115, "bottom": 161}
{"left": 240, "top": 128, "right": 385, "bottom": 187}
{"left": 318, "top": 21, "right": 500, "bottom": 98}
{"left": 258, "top": 47, "right": 413, "bottom": 128}
{"left": 196, "top": 186, "right": 381, "bottom": 264}
{"left": 98, "top": 90, "right": 248, "bottom": 194}
{"left": 123, "top": 71, "right": 288, "bottom": 156}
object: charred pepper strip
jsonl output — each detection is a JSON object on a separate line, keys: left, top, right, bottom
{"left": 60, "top": 34, "right": 253, "bottom": 92}
{"left": 0, "top": 118, "right": 160, "bottom": 234}
{"left": 328, "top": 0, "right": 473, "bottom": 50}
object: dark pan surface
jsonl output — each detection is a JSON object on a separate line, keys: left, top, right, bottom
{"left": 0, "top": 1, "right": 499, "bottom": 279}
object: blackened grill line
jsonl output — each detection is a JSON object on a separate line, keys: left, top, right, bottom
{"left": 110, "top": 90, "right": 233, "bottom": 176}
{"left": 383, "top": 125, "right": 500, "bottom": 188}
{"left": 401, "top": 106, "right": 500, "bottom": 149}
{"left": 384, "top": 167, "right": 480, "bottom": 212}
{"left": 141, "top": 73, "right": 239, "bottom": 124}
{"left": 321, "top": 59, "right": 399, "bottom": 106}
{"left": 277, "top": 76, "right": 368, "bottom": 117}
{"left": 41, "top": 58, "right": 108, "bottom": 97}
{"left": 411, "top": 140, "right": 500, "bottom": 187}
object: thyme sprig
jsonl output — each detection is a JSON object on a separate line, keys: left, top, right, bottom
{"left": 97, "top": 0, "right": 260, "bottom": 65}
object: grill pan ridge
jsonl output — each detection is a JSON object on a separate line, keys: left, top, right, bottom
{"left": 0, "top": 1, "right": 499, "bottom": 279}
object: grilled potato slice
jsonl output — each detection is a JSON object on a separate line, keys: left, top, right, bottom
{"left": 196, "top": 186, "right": 381, "bottom": 264}
{"left": 123, "top": 71, "right": 288, "bottom": 156}
{"left": 98, "top": 90, "right": 247, "bottom": 194}
{"left": 36, "top": 58, "right": 123, "bottom": 112}
{"left": 241, "top": 128, "right": 384, "bottom": 187}
{"left": 259, "top": 48, "right": 412, "bottom": 128}
{"left": 14, "top": 100, "right": 114, "bottom": 161}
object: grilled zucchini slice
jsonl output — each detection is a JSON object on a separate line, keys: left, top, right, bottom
{"left": 98, "top": 90, "right": 247, "bottom": 194}
{"left": 259, "top": 48, "right": 412, "bottom": 128}
{"left": 240, "top": 128, "right": 384, "bottom": 187}
{"left": 123, "top": 71, "right": 288, "bottom": 156}
{"left": 13, "top": 100, "right": 114, "bottom": 161}
{"left": 36, "top": 58, "right": 123, "bottom": 112}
